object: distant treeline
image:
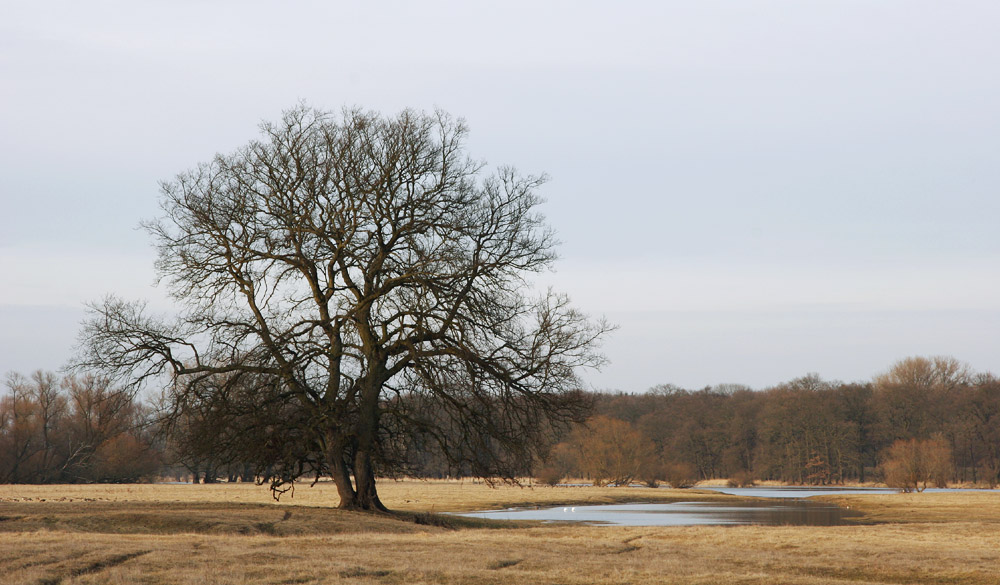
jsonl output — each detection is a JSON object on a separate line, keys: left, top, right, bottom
{"left": 0, "top": 372, "right": 160, "bottom": 483}
{"left": 546, "top": 356, "right": 1000, "bottom": 488}
{"left": 2, "top": 356, "right": 998, "bottom": 488}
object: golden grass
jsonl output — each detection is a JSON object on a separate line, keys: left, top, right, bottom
{"left": 816, "top": 490, "right": 1000, "bottom": 524}
{"left": 2, "top": 482, "right": 999, "bottom": 584}
{"left": 0, "top": 479, "right": 740, "bottom": 511}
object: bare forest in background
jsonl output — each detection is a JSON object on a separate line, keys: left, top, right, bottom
{"left": 3, "top": 356, "right": 998, "bottom": 490}
{"left": 567, "top": 357, "right": 1000, "bottom": 491}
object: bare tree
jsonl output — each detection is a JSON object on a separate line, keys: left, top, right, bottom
{"left": 77, "top": 106, "right": 609, "bottom": 510}
{"left": 873, "top": 356, "right": 972, "bottom": 442}
{"left": 570, "top": 415, "right": 655, "bottom": 487}
{"left": 0, "top": 372, "right": 67, "bottom": 483}
{"left": 61, "top": 374, "right": 135, "bottom": 479}
{"left": 882, "top": 436, "right": 953, "bottom": 492}
{"left": 1, "top": 371, "right": 156, "bottom": 483}
{"left": 0, "top": 374, "right": 41, "bottom": 482}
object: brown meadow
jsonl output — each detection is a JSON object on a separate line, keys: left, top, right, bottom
{"left": 1, "top": 481, "right": 998, "bottom": 584}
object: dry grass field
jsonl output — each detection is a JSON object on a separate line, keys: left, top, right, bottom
{"left": 2, "top": 481, "right": 999, "bottom": 584}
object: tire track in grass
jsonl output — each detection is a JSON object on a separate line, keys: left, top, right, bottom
{"left": 37, "top": 550, "right": 151, "bottom": 585}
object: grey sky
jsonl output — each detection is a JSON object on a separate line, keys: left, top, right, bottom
{"left": 2, "top": 1, "right": 998, "bottom": 390}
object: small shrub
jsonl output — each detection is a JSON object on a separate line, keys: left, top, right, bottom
{"left": 535, "top": 465, "right": 564, "bottom": 486}
{"left": 638, "top": 457, "right": 664, "bottom": 488}
{"left": 534, "top": 441, "right": 578, "bottom": 486}
{"left": 664, "top": 462, "right": 698, "bottom": 489}
{"left": 727, "top": 471, "right": 756, "bottom": 488}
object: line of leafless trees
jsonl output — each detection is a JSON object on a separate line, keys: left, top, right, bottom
{"left": 3, "top": 356, "right": 998, "bottom": 489}
{"left": 537, "top": 356, "right": 1000, "bottom": 490}
{"left": 0, "top": 372, "right": 160, "bottom": 483}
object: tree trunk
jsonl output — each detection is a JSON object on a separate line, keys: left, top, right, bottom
{"left": 329, "top": 446, "right": 358, "bottom": 509}
{"left": 353, "top": 450, "right": 386, "bottom": 511}
{"left": 340, "top": 368, "right": 387, "bottom": 511}
{"left": 328, "top": 451, "right": 385, "bottom": 511}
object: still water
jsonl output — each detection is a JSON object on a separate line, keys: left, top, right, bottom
{"left": 701, "top": 486, "right": 894, "bottom": 498}
{"left": 703, "top": 486, "right": 991, "bottom": 498}
{"left": 459, "top": 486, "right": 995, "bottom": 526}
{"left": 458, "top": 498, "right": 859, "bottom": 527}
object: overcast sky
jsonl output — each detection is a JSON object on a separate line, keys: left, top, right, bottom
{"left": 2, "top": 1, "right": 998, "bottom": 391}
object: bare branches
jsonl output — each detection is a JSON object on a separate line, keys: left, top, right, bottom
{"left": 0, "top": 372, "right": 158, "bottom": 483}
{"left": 75, "top": 105, "right": 610, "bottom": 509}
{"left": 76, "top": 297, "right": 190, "bottom": 389}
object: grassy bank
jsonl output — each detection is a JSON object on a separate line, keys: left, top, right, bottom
{"left": 0, "top": 480, "right": 739, "bottom": 511}
{"left": 1, "top": 481, "right": 999, "bottom": 584}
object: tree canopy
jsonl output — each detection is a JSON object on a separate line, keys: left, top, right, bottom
{"left": 77, "top": 106, "right": 609, "bottom": 510}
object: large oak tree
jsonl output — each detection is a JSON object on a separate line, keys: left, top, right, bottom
{"left": 77, "top": 106, "right": 608, "bottom": 510}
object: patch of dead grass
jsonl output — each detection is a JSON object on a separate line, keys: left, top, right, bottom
{"left": 0, "top": 480, "right": 737, "bottom": 512}
{"left": 814, "top": 491, "right": 1000, "bottom": 524}
{"left": 0, "top": 483, "right": 998, "bottom": 584}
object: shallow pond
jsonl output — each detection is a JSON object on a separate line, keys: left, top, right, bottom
{"left": 702, "top": 486, "right": 993, "bottom": 498}
{"left": 458, "top": 499, "right": 860, "bottom": 526}
{"left": 700, "top": 486, "right": 895, "bottom": 498}
{"left": 458, "top": 486, "right": 995, "bottom": 526}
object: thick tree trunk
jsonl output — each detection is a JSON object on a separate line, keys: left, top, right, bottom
{"left": 353, "top": 450, "right": 386, "bottom": 511}
{"left": 328, "top": 441, "right": 358, "bottom": 509}
{"left": 328, "top": 453, "right": 385, "bottom": 511}
{"left": 338, "top": 368, "right": 387, "bottom": 512}
{"left": 332, "top": 470, "right": 358, "bottom": 509}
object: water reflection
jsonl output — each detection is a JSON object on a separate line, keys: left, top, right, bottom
{"left": 459, "top": 500, "right": 859, "bottom": 527}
